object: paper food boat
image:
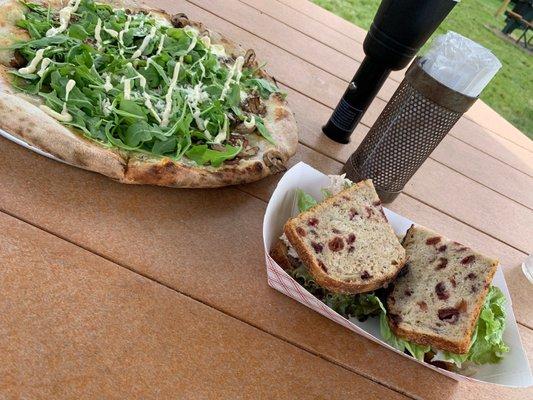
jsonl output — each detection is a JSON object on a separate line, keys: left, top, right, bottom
{"left": 263, "top": 162, "right": 532, "bottom": 387}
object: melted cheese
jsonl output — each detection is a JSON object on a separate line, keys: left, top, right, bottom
{"left": 219, "top": 56, "right": 244, "bottom": 101}
{"left": 36, "top": 58, "right": 52, "bottom": 77}
{"left": 160, "top": 60, "right": 182, "bottom": 127}
{"left": 132, "top": 26, "right": 157, "bottom": 59}
{"left": 46, "top": 0, "right": 81, "bottom": 37}
{"left": 94, "top": 18, "right": 103, "bottom": 50}
{"left": 19, "top": 47, "right": 48, "bottom": 74}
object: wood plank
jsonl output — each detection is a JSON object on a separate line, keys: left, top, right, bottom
{"left": 0, "top": 138, "right": 531, "bottom": 400}
{"left": 277, "top": 0, "right": 367, "bottom": 41}
{"left": 452, "top": 118, "right": 533, "bottom": 177}
{"left": 239, "top": 0, "right": 407, "bottom": 82}
{"left": 282, "top": 85, "right": 533, "bottom": 210}
{"left": 0, "top": 212, "right": 409, "bottom": 400}
{"left": 465, "top": 101, "right": 533, "bottom": 152}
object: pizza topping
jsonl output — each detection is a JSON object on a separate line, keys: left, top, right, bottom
{"left": 46, "top": 0, "right": 81, "bottom": 37}
{"left": 39, "top": 79, "right": 76, "bottom": 122}
{"left": 10, "top": 50, "right": 27, "bottom": 69}
{"left": 9, "top": 0, "right": 285, "bottom": 167}
{"left": 18, "top": 47, "right": 48, "bottom": 74}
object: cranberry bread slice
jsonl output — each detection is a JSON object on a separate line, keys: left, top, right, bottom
{"left": 284, "top": 180, "right": 406, "bottom": 294}
{"left": 387, "top": 225, "right": 499, "bottom": 354}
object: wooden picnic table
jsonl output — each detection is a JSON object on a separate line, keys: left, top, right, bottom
{"left": 1, "top": 0, "right": 532, "bottom": 398}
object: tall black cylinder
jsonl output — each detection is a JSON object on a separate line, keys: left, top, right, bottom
{"left": 323, "top": 0, "right": 457, "bottom": 143}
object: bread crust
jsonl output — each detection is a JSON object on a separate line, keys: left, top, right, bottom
{"left": 284, "top": 180, "right": 406, "bottom": 294}
{"left": 387, "top": 225, "right": 499, "bottom": 354}
{"left": 0, "top": 0, "right": 298, "bottom": 188}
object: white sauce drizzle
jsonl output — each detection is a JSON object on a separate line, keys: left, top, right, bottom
{"left": 118, "top": 15, "right": 132, "bottom": 56}
{"left": 94, "top": 18, "right": 103, "bottom": 50}
{"left": 19, "top": 47, "right": 48, "bottom": 74}
{"left": 219, "top": 56, "right": 244, "bottom": 101}
{"left": 155, "top": 34, "right": 166, "bottom": 55}
{"left": 132, "top": 26, "right": 157, "bottom": 59}
{"left": 46, "top": 0, "right": 81, "bottom": 37}
{"left": 243, "top": 115, "right": 256, "bottom": 130}
{"left": 160, "top": 60, "right": 182, "bottom": 127}
{"left": 103, "top": 27, "right": 119, "bottom": 38}
{"left": 123, "top": 78, "right": 132, "bottom": 100}
{"left": 212, "top": 114, "right": 228, "bottom": 144}
{"left": 200, "top": 35, "right": 210, "bottom": 48}
{"left": 40, "top": 79, "right": 76, "bottom": 122}
{"left": 143, "top": 93, "right": 161, "bottom": 124}
{"left": 36, "top": 58, "right": 52, "bottom": 77}
{"left": 103, "top": 74, "right": 113, "bottom": 92}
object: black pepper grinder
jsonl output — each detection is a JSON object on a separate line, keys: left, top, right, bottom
{"left": 322, "top": 0, "right": 457, "bottom": 143}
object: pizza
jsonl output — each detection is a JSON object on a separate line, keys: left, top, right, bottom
{"left": 0, "top": 0, "right": 298, "bottom": 187}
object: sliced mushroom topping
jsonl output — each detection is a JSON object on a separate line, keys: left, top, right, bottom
{"left": 171, "top": 13, "right": 189, "bottom": 28}
{"left": 9, "top": 50, "right": 26, "bottom": 69}
{"left": 234, "top": 122, "right": 256, "bottom": 135}
{"left": 242, "top": 94, "right": 266, "bottom": 116}
{"left": 243, "top": 49, "right": 257, "bottom": 68}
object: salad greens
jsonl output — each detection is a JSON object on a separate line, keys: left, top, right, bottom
{"left": 9, "top": 0, "right": 281, "bottom": 165}
{"left": 292, "top": 189, "right": 509, "bottom": 368}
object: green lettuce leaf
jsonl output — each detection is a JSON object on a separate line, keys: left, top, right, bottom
{"left": 295, "top": 189, "right": 318, "bottom": 212}
{"left": 379, "top": 312, "right": 430, "bottom": 361}
{"left": 436, "top": 286, "right": 509, "bottom": 367}
{"left": 288, "top": 265, "right": 382, "bottom": 321}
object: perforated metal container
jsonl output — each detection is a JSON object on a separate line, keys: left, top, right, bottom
{"left": 344, "top": 58, "right": 477, "bottom": 203}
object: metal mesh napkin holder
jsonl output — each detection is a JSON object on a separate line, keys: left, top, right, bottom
{"left": 344, "top": 58, "right": 477, "bottom": 203}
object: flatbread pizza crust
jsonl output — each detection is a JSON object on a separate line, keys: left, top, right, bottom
{"left": 0, "top": 0, "right": 298, "bottom": 187}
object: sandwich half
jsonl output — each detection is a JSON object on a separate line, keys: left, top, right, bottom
{"left": 283, "top": 179, "right": 406, "bottom": 294}
{"left": 387, "top": 225, "right": 499, "bottom": 354}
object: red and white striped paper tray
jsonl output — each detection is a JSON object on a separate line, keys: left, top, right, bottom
{"left": 263, "top": 162, "right": 532, "bottom": 387}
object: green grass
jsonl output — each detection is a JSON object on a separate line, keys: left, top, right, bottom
{"left": 312, "top": 0, "right": 533, "bottom": 138}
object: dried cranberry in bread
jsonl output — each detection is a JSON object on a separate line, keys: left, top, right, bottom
{"left": 283, "top": 180, "right": 406, "bottom": 294}
{"left": 387, "top": 225, "right": 499, "bottom": 354}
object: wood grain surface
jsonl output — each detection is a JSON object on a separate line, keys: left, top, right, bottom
{"left": 0, "top": 0, "right": 531, "bottom": 399}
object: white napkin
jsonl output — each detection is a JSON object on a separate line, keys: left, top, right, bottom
{"left": 420, "top": 31, "right": 502, "bottom": 97}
